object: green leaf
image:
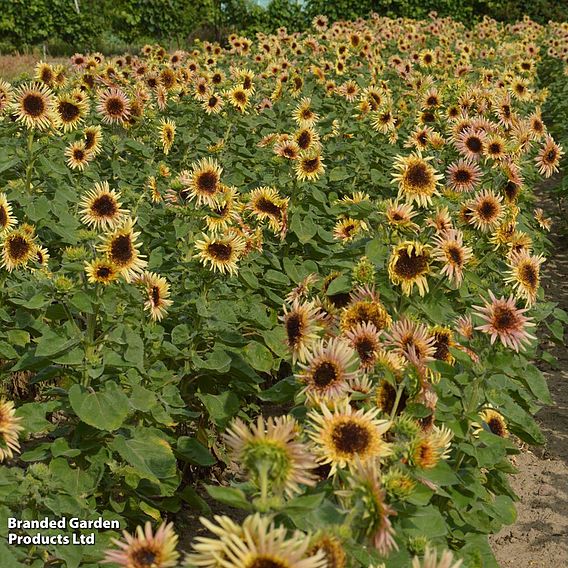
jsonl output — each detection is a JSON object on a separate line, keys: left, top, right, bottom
{"left": 205, "top": 485, "right": 252, "bottom": 511}
{"left": 177, "top": 437, "right": 216, "bottom": 466}
{"left": 326, "top": 274, "right": 351, "bottom": 296}
{"left": 258, "top": 377, "right": 297, "bottom": 403}
{"left": 243, "top": 341, "right": 273, "bottom": 372}
{"left": 129, "top": 385, "right": 157, "bottom": 412}
{"left": 69, "top": 382, "right": 130, "bottom": 431}
{"left": 35, "top": 330, "right": 79, "bottom": 358}
{"left": 110, "top": 429, "right": 177, "bottom": 487}
{"left": 197, "top": 391, "right": 240, "bottom": 428}
{"left": 282, "top": 492, "right": 325, "bottom": 513}
{"left": 6, "top": 330, "right": 29, "bottom": 347}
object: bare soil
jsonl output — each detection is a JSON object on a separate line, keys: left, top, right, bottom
{"left": 490, "top": 186, "right": 568, "bottom": 567}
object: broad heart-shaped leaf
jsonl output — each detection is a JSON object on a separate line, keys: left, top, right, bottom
{"left": 197, "top": 391, "right": 240, "bottom": 428}
{"left": 69, "top": 382, "right": 129, "bottom": 431}
{"left": 243, "top": 341, "right": 273, "bottom": 372}
{"left": 177, "top": 437, "right": 216, "bottom": 466}
{"left": 110, "top": 428, "right": 177, "bottom": 486}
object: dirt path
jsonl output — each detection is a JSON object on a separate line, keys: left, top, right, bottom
{"left": 490, "top": 186, "right": 568, "bottom": 567}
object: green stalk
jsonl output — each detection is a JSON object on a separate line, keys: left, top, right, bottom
{"left": 24, "top": 131, "right": 35, "bottom": 194}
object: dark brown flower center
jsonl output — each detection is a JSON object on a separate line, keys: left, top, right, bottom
{"left": 488, "top": 142, "right": 502, "bottom": 155}
{"left": 85, "top": 131, "right": 96, "bottom": 149}
{"left": 447, "top": 244, "right": 464, "bottom": 266}
{"left": 503, "top": 181, "right": 519, "bottom": 201}
{"left": 207, "top": 242, "right": 232, "bottom": 261}
{"left": 96, "top": 266, "right": 112, "bottom": 278}
{"left": 454, "top": 168, "right": 472, "bottom": 183}
{"left": 197, "top": 171, "right": 218, "bottom": 194}
{"left": 255, "top": 197, "right": 282, "bottom": 218}
{"left": 105, "top": 97, "right": 125, "bottom": 117}
{"left": 331, "top": 421, "right": 371, "bottom": 454}
{"left": 478, "top": 199, "right": 497, "bottom": 220}
{"left": 493, "top": 306, "right": 517, "bottom": 330}
{"left": 313, "top": 361, "right": 339, "bottom": 387}
{"left": 355, "top": 337, "right": 375, "bottom": 363}
{"left": 0, "top": 205, "right": 8, "bottom": 228}
{"left": 545, "top": 149, "right": 557, "bottom": 163}
{"left": 286, "top": 313, "right": 303, "bottom": 345}
{"left": 234, "top": 90, "right": 247, "bottom": 104}
{"left": 248, "top": 556, "right": 287, "bottom": 568}
{"left": 131, "top": 547, "right": 157, "bottom": 567}
{"left": 58, "top": 101, "right": 80, "bottom": 122}
{"left": 92, "top": 194, "right": 117, "bottom": 217}
{"left": 151, "top": 286, "right": 160, "bottom": 305}
{"left": 405, "top": 163, "right": 431, "bottom": 188}
{"left": 110, "top": 234, "right": 134, "bottom": 265}
{"left": 7, "top": 235, "right": 31, "bottom": 260}
{"left": 302, "top": 157, "right": 320, "bottom": 173}
{"left": 394, "top": 249, "right": 428, "bottom": 278}
{"left": 465, "top": 136, "right": 482, "bottom": 153}
{"left": 23, "top": 93, "right": 45, "bottom": 117}
{"left": 297, "top": 130, "right": 311, "bottom": 149}
{"left": 520, "top": 263, "right": 538, "bottom": 288}
{"left": 73, "top": 148, "right": 86, "bottom": 161}
{"left": 488, "top": 416, "right": 506, "bottom": 437}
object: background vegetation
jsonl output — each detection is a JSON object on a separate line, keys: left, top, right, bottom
{"left": 2, "top": 0, "right": 568, "bottom": 55}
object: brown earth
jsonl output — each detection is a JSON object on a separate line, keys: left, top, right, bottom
{"left": 490, "top": 185, "right": 568, "bottom": 567}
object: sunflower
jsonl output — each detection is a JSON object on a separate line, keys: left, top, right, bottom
{"left": 297, "top": 338, "right": 358, "bottom": 402}
{"left": 392, "top": 153, "right": 441, "bottom": 207}
{"left": 432, "top": 229, "right": 472, "bottom": 286}
{"left": 1, "top": 228, "right": 37, "bottom": 272}
{"left": 295, "top": 152, "right": 325, "bottom": 182}
{"left": 295, "top": 126, "right": 320, "bottom": 152}
{"left": 446, "top": 159, "right": 482, "bottom": 193}
{"left": 65, "top": 141, "right": 92, "bottom": 171}
{"left": 227, "top": 85, "right": 249, "bottom": 112}
{"left": 484, "top": 134, "right": 507, "bottom": 161}
{"left": 455, "top": 127, "right": 486, "bottom": 161}
{"left": 103, "top": 522, "right": 178, "bottom": 568}
{"left": 202, "top": 92, "right": 224, "bottom": 114}
{"left": 224, "top": 415, "right": 317, "bottom": 497}
{"left": 308, "top": 400, "right": 392, "bottom": 475}
{"left": 187, "top": 514, "right": 326, "bottom": 568}
{"left": 476, "top": 407, "right": 508, "bottom": 438}
{"left": 35, "top": 61, "right": 55, "bottom": 85}
{"left": 384, "top": 200, "right": 419, "bottom": 231}
{"left": 344, "top": 321, "right": 382, "bottom": 371}
{"left": 84, "top": 125, "right": 103, "bottom": 156}
{"left": 467, "top": 189, "right": 503, "bottom": 232}
{"left": 97, "top": 88, "right": 131, "bottom": 124}
{"left": 0, "top": 193, "right": 16, "bottom": 234}
{"left": 159, "top": 119, "right": 175, "bottom": 155}
{"left": 534, "top": 208, "right": 552, "bottom": 231}
{"left": 340, "top": 293, "right": 392, "bottom": 333}
{"left": 13, "top": 82, "right": 56, "bottom": 130}
{"left": 84, "top": 258, "right": 119, "bottom": 285}
{"left": 411, "top": 425, "right": 453, "bottom": 469}
{"left": 98, "top": 218, "right": 147, "bottom": 282}
{"left": 182, "top": 158, "right": 224, "bottom": 206}
{"left": 342, "top": 459, "right": 398, "bottom": 555}
{"left": 281, "top": 299, "right": 322, "bottom": 363}
{"left": 308, "top": 535, "right": 346, "bottom": 568}
{"left": 275, "top": 138, "right": 301, "bottom": 160}
{"left": 0, "top": 79, "right": 13, "bottom": 114}
{"left": 535, "top": 135, "right": 564, "bottom": 178}
{"left": 527, "top": 109, "right": 546, "bottom": 140}
{"left": 371, "top": 108, "right": 396, "bottom": 133}
{"left": 248, "top": 186, "right": 289, "bottom": 233}
{"left": 140, "top": 271, "right": 173, "bottom": 321}
{"left": 333, "top": 217, "right": 364, "bottom": 241}
{"left": 194, "top": 231, "right": 246, "bottom": 275}
{"left": 293, "top": 97, "right": 319, "bottom": 127}
{"left": 384, "top": 318, "right": 436, "bottom": 363}
{"left": 430, "top": 326, "right": 456, "bottom": 364}
{"left": 55, "top": 92, "right": 88, "bottom": 132}
{"left": 80, "top": 182, "right": 126, "bottom": 231}
{"left": 205, "top": 186, "right": 240, "bottom": 234}
{"left": 388, "top": 241, "right": 432, "bottom": 296}
{"left": 0, "top": 399, "right": 24, "bottom": 463}
{"left": 505, "top": 251, "right": 544, "bottom": 306}
{"left": 411, "top": 547, "right": 463, "bottom": 568}
{"left": 473, "top": 291, "right": 535, "bottom": 352}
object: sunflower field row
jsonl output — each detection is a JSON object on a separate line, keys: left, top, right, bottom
{"left": 0, "top": 13, "right": 566, "bottom": 568}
